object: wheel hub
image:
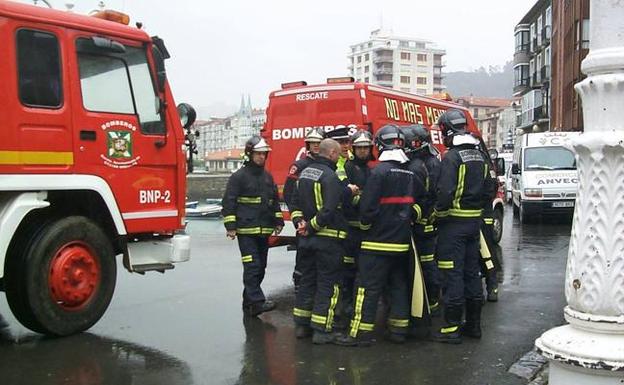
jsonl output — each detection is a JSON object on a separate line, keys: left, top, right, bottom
{"left": 49, "top": 242, "right": 100, "bottom": 310}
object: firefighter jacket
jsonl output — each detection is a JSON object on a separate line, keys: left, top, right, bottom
{"left": 336, "top": 152, "right": 353, "bottom": 183}
{"left": 405, "top": 155, "right": 429, "bottom": 224}
{"left": 222, "top": 163, "right": 284, "bottom": 235}
{"left": 343, "top": 157, "right": 371, "bottom": 227}
{"left": 291, "top": 157, "right": 348, "bottom": 239}
{"left": 418, "top": 153, "right": 441, "bottom": 218}
{"left": 283, "top": 153, "right": 315, "bottom": 217}
{"left": 481, "top": 157, "right": 499, "bottom": 223}
{"left": 435, "top": 144, "right": 489, "bottom": 220}
{"left": 359, "top": 160, "right": 415, "bottom": 254}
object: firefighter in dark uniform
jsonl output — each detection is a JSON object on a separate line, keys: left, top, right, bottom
{"left": 222, "top": 135, "right": 284, "bottom": 317}
{"left": 480, "top": 148, "right": 501, "bottom": 303}
{"left": 338, "top": 130, "right": 373, "bottom": 326}
{"left": 283, "top": 127, "right": 325, "bottom": 292}
{"left": 336, "top": 124, "right": 415, "bottom": 346}
{"left": 401, "top": 125, "right": 439, "bottom": 318}
{"left": 433, "top": 109, "right": 489, "bottom": 344}
{"left": 290, "top": 138, "right": 349, "bottom": 344}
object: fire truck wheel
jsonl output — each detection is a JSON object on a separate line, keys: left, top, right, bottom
{"left": 13, "top": 216, "right": 116, "bottom": 336}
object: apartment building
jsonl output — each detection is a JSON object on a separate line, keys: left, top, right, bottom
{"left": 550, "top": 0, "right": 589, "bottom": 132}
{"left": 513, "top": 0, "right": 552, "bottom": 133}
{"left": 348, "top": 29, "right": 446, "bottom": 95}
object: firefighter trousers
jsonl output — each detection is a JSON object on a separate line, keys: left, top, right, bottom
{"left": 237, "top": 235, "right": 269, "bottom": 307}
{"left": 436, "top": 219, "right": 483, "bottom": 309}
{"left": 414, "top": 232, "right": 440, "bottom": 311}
{"left": 293, "top": 236, "right": 344, "bottom": 332}
{"left": 349, "top": 251, "right": 410, "bottom": 337}
{"left": 336, "top": 226, "right": 361, "bottom": 325}
{"left": 480, "top": 221, "right": 499, "bottom": 293}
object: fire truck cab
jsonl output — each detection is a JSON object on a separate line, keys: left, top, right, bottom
{"left": 264, "top": 79, "right": 506, "bottom": 245}
{"left": 0, "top": 1, "right": 195, "bottom": 335}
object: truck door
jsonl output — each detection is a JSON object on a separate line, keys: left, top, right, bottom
{"left": 68, "top": 33, "right": 179, "bottom": 233}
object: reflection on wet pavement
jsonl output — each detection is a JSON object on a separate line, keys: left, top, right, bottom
{"left": 0, "top": 209, "right": 573, "bottom": 385}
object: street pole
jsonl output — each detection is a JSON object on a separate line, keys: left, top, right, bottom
{"left": 535, "top": 1, "right": 624, "bottom": 383}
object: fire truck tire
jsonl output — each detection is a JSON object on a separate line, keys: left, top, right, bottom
{"left": 8, "top": 216, "right": 116, "bottom": 336}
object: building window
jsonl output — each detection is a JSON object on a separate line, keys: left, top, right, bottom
{"left": 581, "top": 19, "right": 590, "bottom": 49}
{"left": 399, "top": 40, "right": 409, "bottom": 47}
{"left": 400, "top": 52, "right": 411, "bottom": 60}
{"left": 365, "top": 53, "right": 369, "bottom": 61}
{"left": 416, "top": 88, "right": 428, "bottom": 94}
{"left": 417, "top": 53, "right": 427, "bottom": 62}
{"left": 368, "top": 42, "right": 372, "bottom": 48}
{"left": 530, "top": 23, "right": 536, "bottom": 52}
{"left": 514, "top": 64, "right": 530, "bottom": 87}
{"left": 401, "top": 87, "right": 411, "bottom": 92}
{"left": 364, "top": 65, "right": 369, "bottom": 73}
{"left": 17, "top": 29, "right": 62, "bottom": 108}
{"left": 357, "top": 55, "right": 362, "bottom": 63}
{"left": 364, "top": 77, "right": 369, "bottom": 83}
{"left": 417, "top": 77, "right": 427, "bottom": 85}
{"left": 515, "top": 30, "right": 530, "bottom": 52}
{"left": 537, "top": 15, "right": 543, "bottom": 47}
{"left": 400, "top": 76, "right": 410, "bottom": 84}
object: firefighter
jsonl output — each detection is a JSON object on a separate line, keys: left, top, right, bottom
{"left": 290, "top": 138, "right": 351, "bottom": 344}
{"left": 401, "top": 125, "right": 439, "bottom": 320}
{"left": 283, "top": 127, "right": 325, "bottom": 292}
{"left": 433, "top": 109, "right": 489, "bottom": 344}
{"left": 325, "top": 127, "right": 353, "bottom": 184}
{"left": 480, "top": 148, "right": 501, "bottom": 303}
{"left": 336, "top": 124, "right": 414, "bottom": 346}
{"left": 337, "top": 130, "right": 374, "bottom": 327}
{"left": 222, "top": 135, "right": 284, "bottom": 317}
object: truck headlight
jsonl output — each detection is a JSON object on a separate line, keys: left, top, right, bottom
{"left": 524, "top": 188, "right": 542, "bottom": 198}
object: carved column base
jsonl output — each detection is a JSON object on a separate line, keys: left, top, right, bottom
{"left": 536, "top": 308, "right": 624, "bottom": 384}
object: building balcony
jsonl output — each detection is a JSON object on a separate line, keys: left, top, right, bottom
{"left": 373, "top": 68, "right": 394, "bottom": 75}
{"left": 375, "top": 77, "right": 393, "bottom": 87}
{"left": 373, "top": 55, "right": 394, "bottom": 64}
{"left": 433, "top": 60, "right": 446, "bottom": 67}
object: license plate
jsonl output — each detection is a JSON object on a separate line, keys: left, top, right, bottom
{"left": 552, "top": 201, "right": 574, "bottom": 208}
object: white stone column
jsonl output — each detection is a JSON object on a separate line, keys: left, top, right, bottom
{"left": 535, "top": 1, "right": 624, "bottom": 383}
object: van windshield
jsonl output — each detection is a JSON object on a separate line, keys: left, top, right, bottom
{"left": 524, "top": 146, "right": 576, "bottom": 170}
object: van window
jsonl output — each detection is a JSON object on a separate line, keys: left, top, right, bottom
{"left": 17, "top": 29, "right": 62, "bottom": 108}
{"left": 77, "top": 38, "right": 164, "bottom": 134}
{"left": 524, "top": 147, "right": 576, "bottom": 170}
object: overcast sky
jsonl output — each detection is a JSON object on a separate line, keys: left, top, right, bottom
{"left": 31, "top": 0, "right": 537, "bottom": 116}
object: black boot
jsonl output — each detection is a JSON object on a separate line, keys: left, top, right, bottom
{"left": 295, "top": 324, "right": 313, "bottom": 339}
{"left": 244, "top": 300, "right": 277, "bottom": 317}
{"left": 312, "top": 330, "right": 335, "bottom": 345}
{"left": 433, "top": 306, "right": 463, "bottom": 344}
{"left": 334, "top": 332, "right": 373, "bottom": 347}
{"left": 463, "top": 300, "right": 482, "bottom": 338}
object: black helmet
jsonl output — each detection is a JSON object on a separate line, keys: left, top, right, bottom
{"left": 304, "top": 127, "right": 325, "bottom": 143}
{"left": 325, "top": 126, "right": 350, "bottom": 140}
{"left": 244, "top": 135, "right": 271, "bottom": 161}
{"left": 402, "top": 124, "right": 431, "bottom": 154}
{"left": 437, "top": 108, "right": 468, "bottom": 139}
{"left": 374, "top": 124, "right": 405, "bottom": 153}
{"left": 351, "top": 130, "right": 373, "bottom": 147}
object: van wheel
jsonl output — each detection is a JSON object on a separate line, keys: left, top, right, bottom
{"left": 5, "top": 216, "right": 116, "bottom": 336}
{"left": 492, "top": 208, "right": 503, "bottom": 244}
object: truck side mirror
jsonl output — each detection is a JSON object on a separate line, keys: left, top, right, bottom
{"left": 495, "top": 158, "right": 505, "bottom": 176}
{"left": 512, "top": 163, "right": 520, "bottom": 175}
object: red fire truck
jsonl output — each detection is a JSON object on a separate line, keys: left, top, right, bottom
{"left": 0, "top": 1, "right": 195, "bottom": 335}
{"left": 264, "top": 78, "right": 505, "bottom": 245}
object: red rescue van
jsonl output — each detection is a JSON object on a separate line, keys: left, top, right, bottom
{"left": 263, "top": 78, "right": 505, "bottom": 245}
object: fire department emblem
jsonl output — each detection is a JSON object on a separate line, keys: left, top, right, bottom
{"left": 100, "top": 120, "right": 141, "bottom": 169}
{"left": 107, "top": 131, "right": 133, "bottom": 158}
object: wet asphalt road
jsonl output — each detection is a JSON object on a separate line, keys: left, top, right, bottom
{"left": 0, "top": 206, "right": 571, "bottom": 385}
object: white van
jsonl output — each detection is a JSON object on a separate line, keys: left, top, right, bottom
{"left": 511, "top": 132, "right": 580, "bottom": 223}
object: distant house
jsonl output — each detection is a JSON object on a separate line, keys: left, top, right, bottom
{"left": 455, "top": 96, "right": 519, "bottom": 149}
{"left": 205, "top": 149, "right": 244, "bottom": 173}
